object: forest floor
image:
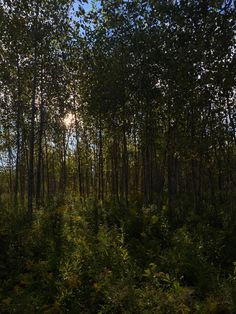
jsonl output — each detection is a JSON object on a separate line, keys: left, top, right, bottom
{"left": 0, "top": 196, "right": 236, "bottom": 313}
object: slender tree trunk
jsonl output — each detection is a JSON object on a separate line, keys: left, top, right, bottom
{"left": 60, "top": 130, "right": 67, "bottom": 194}
{"left": 28, "top": 4, "right": 39, "bottom": 221}
{"left": 98, "top": 119, "right": 104, "bottom": 201}
{"left": 111, "top": 136, "right": 119, "bottom": 202}
{"left": 36, "top": 95, "right": 44, "bottom": 207}
{"left": 14, "top": 93, "right": 21, "bottom": 206}
{"left": 122, "top": 123, "right": 128, "bottom": 206}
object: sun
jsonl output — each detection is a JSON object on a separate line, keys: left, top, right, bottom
{"left": 64, "top": 113, "right": 74, "bottom": 128}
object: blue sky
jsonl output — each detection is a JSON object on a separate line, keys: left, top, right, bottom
{"left": 73, "top": 0, "right": 100, "bottom": 13}
{"left": 83, "top": 1, "right": 92, "bottom": 12}
{"left": 70, "top": 0, "right": 94, "bottom": 21}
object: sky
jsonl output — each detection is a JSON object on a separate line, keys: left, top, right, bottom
{"left": 73, "top": 0, "right": 100, "bottom": 13}
{"left": 70, "top": 0, "right": 101, "bottom": 22}
{"left": 83, "top": 1, "right": 92, "bottom": 12}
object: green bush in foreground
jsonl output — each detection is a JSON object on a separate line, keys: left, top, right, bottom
{"left": 0, "top": 201, "right": 236, "bottom": 313}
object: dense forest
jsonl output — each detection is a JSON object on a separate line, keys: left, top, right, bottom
{"left": 0, "top": 0, "right": 236, "bottom": 313}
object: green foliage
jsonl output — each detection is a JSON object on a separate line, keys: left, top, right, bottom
{"left": 1, "top": 200, "right": 236, "bottom": 313}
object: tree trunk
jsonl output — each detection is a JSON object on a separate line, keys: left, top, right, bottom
{"left": 28, "top": 3, "right": 39, "bottom": 222}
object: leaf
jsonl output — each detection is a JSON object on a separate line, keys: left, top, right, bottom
{"left": 151, "top": 215, "right": 158, "bottom": 224}
{"left": 93, "top": 282, "right": 101, "bottom": 292}
{"left": 14, "top": 285, "right": 23, "bottom": 295}
{"left": 1, "top": 297, "right": 12, "bottom": 305}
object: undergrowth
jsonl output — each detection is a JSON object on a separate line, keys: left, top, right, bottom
{"left": 0, "top": 197, "right": 236, "bottom": 313}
